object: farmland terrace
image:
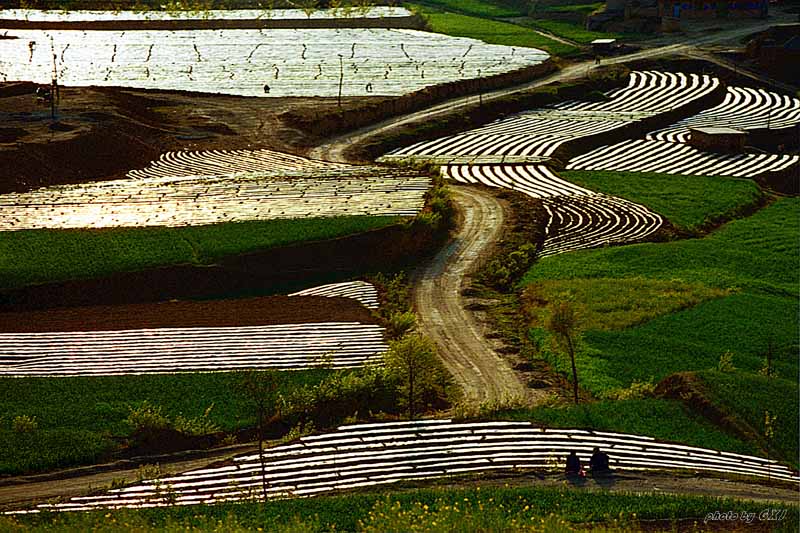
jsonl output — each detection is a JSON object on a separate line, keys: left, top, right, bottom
{"left": 0, "top": 2, "right": 798, "bottom": 526}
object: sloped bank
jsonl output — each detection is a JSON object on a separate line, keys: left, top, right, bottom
{"left": 0, "top": 220, "right": 446, "bottom": 311}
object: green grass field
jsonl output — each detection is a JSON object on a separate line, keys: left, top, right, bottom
{"left": 519, "top": 190, "right": 798, "bottom": 465}
{"left": 413, "top": 0, "right": 524, "bottom": 18}
{"left": 0, "top": 371, "right": 332, "bottom": 475}
{"left": 412, "top": 5, "right": 580, "bottom": 56}
{"left": 0, "top": 216, "right": 401, "bottom": 290}
{"left": 561, "top": 170, "right": 765, "bottom": 233}
{"left": 5, "top": 484, "right": 797, "bottom": 532}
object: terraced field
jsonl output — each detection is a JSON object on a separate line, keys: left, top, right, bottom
{"left": 22, "top": 419, "right": 796, "bottom": 513}
{"left": 0, "top": 7, "right": 412, "bottom": 22}
{"left": 289, "top": 280, "right": 380, "bottom": 310}
{"left": 0, "top": 150, "right": 429, "bottom": 231}
{"left": 648, "top": 87, "right": 800, "bottom": 143}
{"left": 567, "top": 85, "right": 800, "bottom": 177}
{"left": 0, "top": 27, "right": 549, "bottom": 97}
{"left": 566, "top": 139, "right": 800, "bottom": 177}
{"left": 126, "top": 149, "right": 349, "bottom": 180}
{"left": 444, "top": 164, "right": 663, "bottom": 256}
{"left": 0, "top": 322, "right": 388, "bottom": 376}
{"left": 379, "top": 71, "right": 720, "bottom": 163}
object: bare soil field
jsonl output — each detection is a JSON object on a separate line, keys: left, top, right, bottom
{"left": 0, "top": 294, "right": 377, "bottom": 333}
{"left": 0, "top": 82, "right": 391, "bottom": 193}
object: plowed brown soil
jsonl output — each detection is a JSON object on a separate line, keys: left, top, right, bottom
{"left": 0, "top": 83, "right": 390, "bottom": 193}
{"left": 0, "top": 295, "right": 377, "bottom": 332}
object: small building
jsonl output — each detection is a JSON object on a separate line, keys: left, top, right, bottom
{"left": 591, "top": 38, "right": 618, "bottom": 54}
{"left": 688, "top": 126, "right": 747, "bottom": 153}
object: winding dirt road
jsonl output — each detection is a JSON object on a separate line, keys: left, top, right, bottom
{"left": 413, "top": 186, "right": 533, "bottom": 406}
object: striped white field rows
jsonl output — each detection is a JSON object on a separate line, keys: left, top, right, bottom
{"left": 444, "top": 164, "right": 663, "bottom": 256}
{"left": 0, "top": 322, "right": 387, "bottom": 376}
{"left": 24, "top": 419, "right": 797, "bottom": 513}
{"left": 126, "top": 149, "right": 349, "bottom": 180}
{"left": 539, "top": 195, "right": 662, "bottom": 257}
{"left": 289, "top": 281, "right": 379, "bottom": 310}
{"left": 566, "top": 139, "right": 800, "bottom": 178}
{"left": 0, "top": 28, "right": 548, "bottom": 97}
{"left": 0, "top": 171, "right": 429, "bottom": 231}
{"left": 648, "top": 86, "right": 800, "bottom": 143}
{"left": 0, "top": 7, "right": 413, "bottom": 22}
{"left": 379, "top": 71, "right": 720, "bottom": 163}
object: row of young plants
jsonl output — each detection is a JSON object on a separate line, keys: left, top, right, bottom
{"left": 472, "top": 169, "right": 799, "bottom": 467}
{"left": 6, "top": 484, "right": 798, "bottom": 531}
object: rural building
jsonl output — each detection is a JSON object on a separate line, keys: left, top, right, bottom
{"left": 688, "top": 126, "right": 748, "bottom": 153}
{"left": 591, "top": 38, "right": 618, "bottom": 54}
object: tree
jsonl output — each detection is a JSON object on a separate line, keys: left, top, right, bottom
{"left": 384, "top": 334, "right": 447, "bottom": 420}
{"left": 238, "top": 370, "right": 278, "bottom": 501}
{"left": 546, "top": 301, "right": 581, "bottom": 404}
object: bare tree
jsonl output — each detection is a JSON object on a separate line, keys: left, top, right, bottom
{"left": 547, "top": 301, "right": 581, "bottom": 404}
{"left": 238, "top": 370, "right": 278, "bottom": 501}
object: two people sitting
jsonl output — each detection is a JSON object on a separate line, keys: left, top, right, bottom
{"left": 565, "top": 448, "right": 612, "bottom": 477}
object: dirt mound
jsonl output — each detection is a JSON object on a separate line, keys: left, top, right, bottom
{"left": 0, "top": 294, "right": 377, "bottom": 333}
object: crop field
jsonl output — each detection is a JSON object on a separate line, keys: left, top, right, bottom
{"left": 0, "top": 27, "right": 549, "bottom": 97}
{"left": 0, "top": 215, "right": 401, "bottom": 290}
{"left": 444, "top": 164, "right": 663, "bottom": 256}
{"left": 0, "top": 322, "right": 388, "bottom": 377}
{"left": 648, "top": 86, "right": 800, "bottom": 143}
{"left": 558, "top": 170, "right": 764, "bottom": 231}
{"left": 523, "top": 198, "right": 798, "bottom": 395}
{"left": 25, "top": 419, "right": 797, "bottom": 513}
{"left": 7, "top": 485, "right": 796, "bottom": 532}
{"left": 566, "top": 139, "right": 799, "bottom": 177}
{"left": 415, "top": 7, "right": 578, "bottom": 57}
{"left": 289, "top": 280, "right": 380, "bottom": 309}
{"left": 380, "top": 71, "right": 720, "bottom": 162}
{"left": 0, "top": 369, "right": 334, "bottom": 475}
{"left": 0, "top": 149, "right": 430, "bottom": 231}
{"left": 1, "top": 7, "right": 412, "bottom": 22}
{"left": 567, "top": 85, "right": 800, "bottom": 177}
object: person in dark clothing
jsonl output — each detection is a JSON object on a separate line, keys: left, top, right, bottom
{"left": 565, "top": 450, "right": 582, "bottom": 475}
{"left": 590, "top": 447, "right": 611, "bottom": 475}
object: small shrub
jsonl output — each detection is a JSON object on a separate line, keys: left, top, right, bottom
{"left": 605, "top": 379, "right": 657, "bottom": 400}
{"left": 173, "top": 404, "right": 219, "bottom": 437}
{"left": 717, "top": 351, "right": 736, "bottom": 373}
{"left": 126, "top": 401, "right": 171, "bottom": 433}
{"left": 387, "top": 310, "right": 417, "bottom": 339}
{"left": 136, "top": 463, "right": 163, "bottom": 482}
{"left": 12, "top": 415, "right": 38, "bottom": 433}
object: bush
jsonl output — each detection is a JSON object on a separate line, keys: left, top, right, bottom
{"left": 387, "top": 310, "right": 417, "bottom": 339}
{"left": 12, "top": 414, "right": 38, "bottom": 433}
{"left": 126, "top": 401, "right": 170, "bottom": 433}
{"left": 605, "top": 379, "right": 657, "bottom": 401}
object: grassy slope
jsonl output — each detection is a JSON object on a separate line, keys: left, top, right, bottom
{"left": 0, "top": 371, "right": 331, "bottom": 475}
{"left": 698, "top": 370, "right": 799, "bottom": 469}
{"left": 519, "top": 183, "right": 798, "bottom": 463}
{"left": 497, "top": 398, "right": 758, "bottom": 456}
{"left": 411, "top": 5, "right": 579, "bottom": 56}
{"left": 5, "top": 485, "right": 797, "bottom": 532}
{"left": 0, "top": 216, "right": 401, "bottom": 290}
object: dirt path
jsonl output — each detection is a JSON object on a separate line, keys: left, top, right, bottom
{"left": 412, "top": 186, "right": 536, "bottom": 406}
